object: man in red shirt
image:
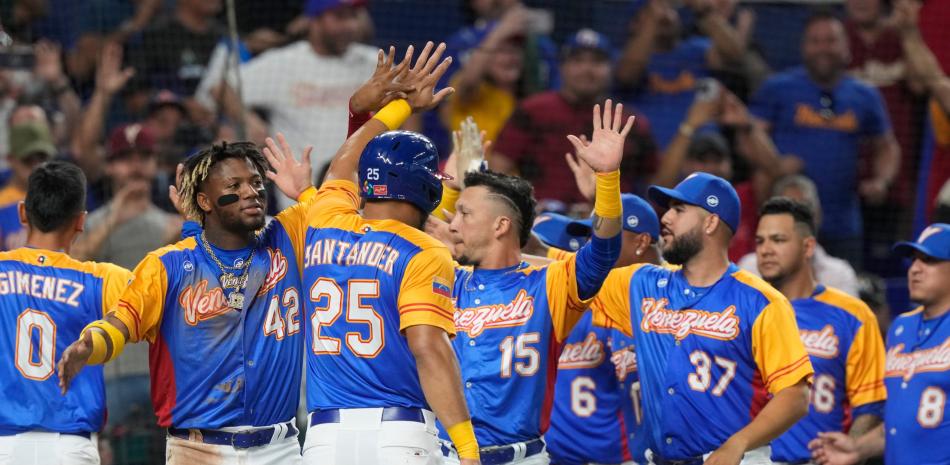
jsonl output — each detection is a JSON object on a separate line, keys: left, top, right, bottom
{"left": 492, "top": 29, "right": 656, "bottom": 207}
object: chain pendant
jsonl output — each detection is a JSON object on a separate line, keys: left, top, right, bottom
{"left": 228, "top": 292, "right": 245, "bottom": 309}
{"left": 220, "top": 272, "right": 248, "bottom": 290}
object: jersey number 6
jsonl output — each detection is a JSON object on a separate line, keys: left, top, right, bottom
{"left": 310, "top": 278, "right": 384, "bottom": 358}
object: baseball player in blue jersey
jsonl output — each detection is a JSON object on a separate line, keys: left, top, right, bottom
{"left": 592, "top": 172, "right": 815, "bottom": 465}
{"left": 752, "top": 198, "right": 886, "bottom": 465}
{"left": 810, "top": 223, "right": 950, "bottom": 465}
{"left": 57, "top": 142, "right": 312, "bottom": 464}
{"left": 260, "top": 42, "right": 481, "bottom": 465}
{"left": 0, "top": 162, "right": 132, "bottom": 465}
{"left": 539, "top": 194, "right": 662, "bottom": 465}
{"left": 427, "top": 100, "right": 631, "bottom": 465}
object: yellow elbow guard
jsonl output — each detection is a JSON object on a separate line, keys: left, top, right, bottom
{"left": 372, "top": 99, "right": 411, "bottom": 130}
{"left": 446, "top": 420, "right": 479, "bottom": 460}
{"left": 81, "top": 321, "right": 126, "bottom": 365}
{"left": 593, "top": 170, "right": 622, "bottom": 218}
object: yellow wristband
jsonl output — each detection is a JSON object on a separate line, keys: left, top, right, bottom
{"left": 84, "top": 328, "right": 108, "bottom": 365}
{"left": 83, "top": 320, "right": 127, "bottom": 364}
{"left": 446, "top": 420, "right": 479, "bottom": 460}
{"left": 432, "top": 185, "right": 460, "bottom": 221}
{"left": 372, "top": 99, "right": 411, "bottom": 130}
{"left": 594, "top": 170, "right": 622, "bottom": 218}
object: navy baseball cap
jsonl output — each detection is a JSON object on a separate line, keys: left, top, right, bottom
{"left": 893, "top": 223, "right": 950, "bottom": 261}
{"left": 532, "top": 213, "right": 592, "bottom": 252}
{"left": 305, "top": 0, "right": 366, "bottom": 17}
{"left": 562, "top": 29, "right": 613, "bottom": 60}
{"left": 575, "top": 194, "right": 660, "bottom": 241}
{"left": 648, "top": 172, "right": 741, "bottom": 232}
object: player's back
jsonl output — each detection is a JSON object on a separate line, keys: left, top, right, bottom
{"left": 0, "top": 248, "right": 130, "bottom": 435}
{"left": 303, "top": 214, "right": 455, "bottom": 411}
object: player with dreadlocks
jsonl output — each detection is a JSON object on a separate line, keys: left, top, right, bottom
{"left": 57, "top": 140, "right": 316, "bottom": 464}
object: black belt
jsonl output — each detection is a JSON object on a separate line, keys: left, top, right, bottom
{"left": 651, "top": 455, "right": 703, "bottom": 465}
{"left": 309, "top": 406, "right": 426, "bottom": 426}
{"left": 443, "top": 437, "right": 545, "bottom": 465}
{"left": 167, "top": 421, "right": 297, "bottom": 450}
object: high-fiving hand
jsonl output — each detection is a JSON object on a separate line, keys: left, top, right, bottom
{"left": 566, "top": 99, "right": 635, "bottom": 174}
{"left": 350, "top": 46, "right": 415, "bottom": 114}
{"left": 401, "top": 41, "right": 455, "bottom": 113}
{"left": 262, "top": 133, "right": 314, "bottom": 200}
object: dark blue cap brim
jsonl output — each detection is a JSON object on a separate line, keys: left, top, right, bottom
{"left": 647, "top": 185, "right": 695, "bottom": 209}
{"left": 893, "top": 241, "right": 950, "bottom": 260}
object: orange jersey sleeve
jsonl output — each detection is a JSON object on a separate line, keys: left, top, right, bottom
{"left": 96, "top": 263, "right": 134, "bottom": 318}
{"left": 813, "top": 291, "right": 888, "bottom": 408}
{"left": 545, "top": 254, "right": 591, "bottom": 343}
{"left": 109, "top": 249, "right": 172, "bottom": 343}
{"left": 397, "top": 247, "right": 457, "bottom": 335}
{"left": 589, "top": 264, "right": 642, "bottom": 337}
{"left": 751, "top": 300, "right": 814, "bottom": 394}
{"left": 308, "top": 179, "right": 361, "bottom": 227}
{"left": 274, "top": 186, "right": 318, "bottom": 271}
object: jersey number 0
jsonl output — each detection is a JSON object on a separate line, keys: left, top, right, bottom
{"left": 15, "top": 309, "right": 56, "bottom": 381}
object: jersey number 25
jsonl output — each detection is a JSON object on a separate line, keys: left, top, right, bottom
{"left": 310, "top": 278, "right": 384, "bottom": 358}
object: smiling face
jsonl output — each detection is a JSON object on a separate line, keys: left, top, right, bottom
{"left": 907, "top": 252, "right": 950, "bottom": 306}
{"left": 197, "top": 157, "right": 267, "bottom": 233}
{"left": 449, "top": 185, "right": 517, "bottom": 266}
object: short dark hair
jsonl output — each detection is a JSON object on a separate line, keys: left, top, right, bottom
{"left": 25, "top": 161, "right": 87, "bottom": 232}
{"left": 687, "top": 132, "right": 731, "bottom": 162}
{"left": 803, "top": 8, "right": 842, "bottom": 33}
{"left": 464, "top": 170, "right": 537, "bottom": 247}
{"left": 759, "top": 197, "right": 817, "bottom": 237}
{"left": 179, "top": 141, "right": 269, "bottom": 223}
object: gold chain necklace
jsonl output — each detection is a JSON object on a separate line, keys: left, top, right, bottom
{"left": 199, "top": 233, "right": 254, "bottom": 309}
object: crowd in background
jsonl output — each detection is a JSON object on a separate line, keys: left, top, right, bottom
{"left": 0, "top": 0, "right": 948, "bottom": 462}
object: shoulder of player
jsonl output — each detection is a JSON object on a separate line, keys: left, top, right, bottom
{"left": 148, "top": 237, "right": 199, "bottom": 262}
{"left": 729, "top": 267, "right": 790, "bottom": 308}
{"left": 813, "top": 286, "right": 877, "bottom": 324}
{"left": 893, "top": 306, "right": 925, "bottom": 322}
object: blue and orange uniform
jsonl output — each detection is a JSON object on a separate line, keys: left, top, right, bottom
{"left": 771, "top": 285, "right": 887, "bottom": 463}
{"left": 881, "top": 307, "right": 950, "bottom": 465}
{"left": 440, "top": 230, "right": 619, "bottom": 458}
{"left": 0, "top": 204, "right": 24, "bottom": 252}
{"left": 545, "top": 311, "right": 644, "bottom": 465}
{"left": 301, "top": 179, "right": 457, "bottom": 412}
{"left": 592, "top": 263, "right": 814, "bottom": 461}
{"left": 108, "top": 198, "right": 310, "bottom": 430}
{"left": 0, "top": 248, "right": 131, "bottom": 435}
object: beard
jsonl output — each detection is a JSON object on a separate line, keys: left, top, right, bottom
{"left": 662, "top": 226, "right": 703, "bottom": 265}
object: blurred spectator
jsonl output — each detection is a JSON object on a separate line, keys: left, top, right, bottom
{"left": 934, "top": 180, "right": 950, "bottom": 223}
{"left": 846, "top": 0, "right": 926, "bottom": 273}
{"left": 235, "top": 0, "right": 302, "bottom": 54}
{"left": 699, "top": 0, "right": 771, "bottom": 99}
{"left": 739, "top": 175, "right": 861, "bottom": 297}
{"left": 0, "top": 0, "right": 49, "bottom": 43}
{"left": 749, "top": 11, "right": 900, "bottom": 268}
{"left": 213, "top": 0, "right": 376, "bottom": 209}
{"left": 0, "top": 121, "right": 54, "bottom": 208}
{"left": 0, "top": 119, "right": 56, "bottom": 251}
{"left": 439, "top": 14, "right": 525, "bottom": 142}
{"left": 129, "top": 0, "right": 222, "bottom": 119}
{"left": 492, "top": 29, "right": 655, "bottom": 206}
{"left": 652, "top": 84, "right": 796, "bottom": 261}
{"left": 67, "top": 0, "right": 161, "bottom": 85}
{"left": 616, "top": 0, "right": 745, "bottom": 148}
{"left": 891, "top": 0, "right": 950, "bottom": 227}
{"left": 71, "top": 41, "right": 134, "bottom": 190}
{"left": 72, "top": 123, "right": 181, "bottom": 268}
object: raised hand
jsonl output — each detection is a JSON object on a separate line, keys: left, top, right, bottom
{"left": 402, "top": 41, "right": 455, "bottom": 113}
{"left": 457, "top": 117, "right": 489, "bottom": 187}
{"left": 263, "top": 133, "right": 313, "bottom": 200}
{"left": 57, "top": 333, "right": 93, "bottom": 394}
{"left": 34, "top": 40, "right": 66, "bottom": 85}
{"left": 565, "top": 135, "right": 595, "bottom": 201}
{"left": 350, "top": 46, "right": 415, "bottom": 114}
{"left": 566, "top": 99, "right": 635, "bottom": 173}
{"left": 96, "top": 42, "right": 134, "bottom": 95}
{"left": 168, "top": 163, "right": 198, "bottom": 221}
{"left": 891, "top": 0, "right": 921, "bottom": 34}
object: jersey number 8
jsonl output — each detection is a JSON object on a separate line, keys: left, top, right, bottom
{"left": 310, "top": 278, "right": 384, "bottom": 358}
{"left": 15, "top": 309, "right": 56, "bottom": 381}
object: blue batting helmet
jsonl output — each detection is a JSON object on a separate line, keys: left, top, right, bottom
{"left": 358, "top": 131, "right": 449, "bottom": 213}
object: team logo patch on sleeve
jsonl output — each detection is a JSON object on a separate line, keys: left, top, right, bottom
{"left": 432, "top": 277, "right": 451, "bottom": 298}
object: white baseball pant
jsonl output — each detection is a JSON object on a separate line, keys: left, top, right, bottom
{"left": 302, "top": 408, "right": 442, "bottom": 465}
{"left": 0, "top": 431, "right": 99, "bottom": 465}
{"left": 165, "top": 423, "right": 302, "bottom": 465}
